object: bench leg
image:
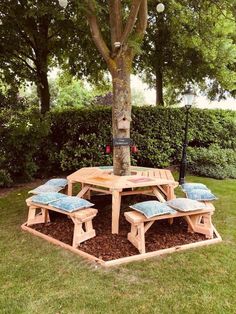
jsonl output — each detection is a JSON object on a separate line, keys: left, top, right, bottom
{"left": 168, "top": 218, "right": 174, "bottom": 225}
{"left": 128, "top": 222, "right": 146, "bottom": 254}
{"left": 71, "top": 217, "right": 96, "bottom": 248}
{"left": 112, "top": 190, "right": 121, "bottom": 234}
{"left": 185, "top": 213, "right": 214, "bottom": 239}
{"left": 27, "top": 206, "right": 50, "bottom": 226}
{"left": 77, "top": 185, "right": 91, "bottom": 200}
{"left": 138, "top": 223, "right": 146, "bottom": 254}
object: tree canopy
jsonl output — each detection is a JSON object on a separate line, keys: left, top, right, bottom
{"left": 136, "top": 0, "right": 236, "bottom": 105}
{"left": 0, "top": 0, "right": 105, "bottom": 113}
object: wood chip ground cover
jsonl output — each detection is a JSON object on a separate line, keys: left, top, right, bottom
{"left": 30, "top": 195, "right": 209, "bottom": 261}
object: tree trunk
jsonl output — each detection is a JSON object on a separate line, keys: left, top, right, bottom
{"left": 155, "top": 13, "right": 164, "bottom": 107}
{"left": 36, "top": 57, "right": 50, "bottom": 114}
{"left": 112, "top": 55, "right": 131, "bottom": 176}
{"left": 34, "top": 17, "right": 50, "bottom": 114}
{"left": 156, "top": 66, "right": 164, "bottom": 106}
{"left": 38, "top": 69, "right": 50, "bottom": 114}
{"left": 85, "top": 0, "right": 147, "bottom": 176}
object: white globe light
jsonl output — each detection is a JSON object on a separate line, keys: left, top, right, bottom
{"left": 183, "top": 88, "right": 196, "bottom": 108}
{"left": 58, "top": 0, "right": 68, "bottom": 9}
{"left": 156, "top": 3, "right": 165, "bottom": 13}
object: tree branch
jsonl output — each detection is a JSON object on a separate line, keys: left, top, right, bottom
{"left": 85, "top": 1, "right": 112, "bottom": 68}
{"left": 11, "top": 52, "right": 37, "bottom": 73}
{"left": 17, "top": 49, "right": 36, "bottom": 63}
{"left": 120, "top": 0, "right": 142, "bottom": 45}
{"left": 109, "top": 0, "right": 123, "bottom": 51}
{"left": 135, "top": 0, "right": 148, "bottom": 40}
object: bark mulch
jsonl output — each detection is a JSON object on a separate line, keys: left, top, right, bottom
{"left": 30, "top": 194, "right": 209, "bottom": 261}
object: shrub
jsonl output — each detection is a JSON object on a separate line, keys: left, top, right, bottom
{"left": 0, "top": 170, "right": 13, "bottom": 187}
{"left": 1, "top": 106, "right": 236, "bottom": 183}
{"left": 188, "top": 145, "right": 236, "bottom": 179}
{"left": 0, "top": 110, "right": 50, "bottom": 181}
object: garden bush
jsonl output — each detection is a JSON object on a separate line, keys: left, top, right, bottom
{"left": 1, "top": 106, "right": 236, "bottom": 186}
{"left": 188, "top": 145, "right": 236, "bottom": 179}
{"left": 0, "top": 109, "right": 50, "bottom": 183}
{"left": 0, "top": 169, "right": 13, "bottom": 187}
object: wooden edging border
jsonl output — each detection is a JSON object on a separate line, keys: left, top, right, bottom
{"left": 21, "top": 223, "right": 222, "bottom": 268}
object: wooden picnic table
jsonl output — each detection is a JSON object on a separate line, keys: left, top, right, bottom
{"left": 67, "top": 166, "right": 178, "bottom": 234}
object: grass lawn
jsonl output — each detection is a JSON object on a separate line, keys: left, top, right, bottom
{"left": 0, "top": 175, "right": 236, "bottom": 314}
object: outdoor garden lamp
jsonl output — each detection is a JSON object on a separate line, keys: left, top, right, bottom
{"left": 58, "top": 0, "right": 68, "bottom": 9}
{"left": 156, "top": 3, "right": 165, "bottom": 13}
{"left": 179, "top": 87, "right": 196, "bottom": 185}
{"left": 182, "top": 87, "right": 195, "bottom": 109}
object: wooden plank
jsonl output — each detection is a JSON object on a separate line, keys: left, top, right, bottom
{"left": 124, "top": 208, "right": 215, "bottom": 224}
{"left": 144, "top": 221, "right": 155, "bottom": 233}
{"left": 21, "top": 223, "right": 105, "bottom": 265}
{"left": 22, "top": 222, "right": 222, "bottom": 268}
{"left": 120, "top": 189, "right": 153, "bottom": 196}
{"left": 137, "top": 222, "right": 146, "bottom": 253}
{"left": 26, "top": 199, "right": 98, "bottom": 221}
{"left": 104, "top": 229, "right": 222, "bottom": 267}
{"left": 111, "top": 190, "right": 122, "bottom": 234}
{"left": 152, "top": 186, "right": 166, "bottom": 203}
{"left": 77, "top": 186, "right": 90, "bottom": 198}
{"left": 67, "top": 181, "right": 73, "bottom": 196}
{"left": 66, "top": 166, "right": 178, "bottom": 235}
{"left": 89, "top": 187, "right": 112, "bottom": 194}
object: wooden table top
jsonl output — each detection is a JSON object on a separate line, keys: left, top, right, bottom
{"left": 67, "top": 166, "right": 178, "bottom": 190}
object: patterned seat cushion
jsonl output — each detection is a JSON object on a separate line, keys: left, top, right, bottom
{"left": 167, "top": 198, "right": 208, "bottom": 212}
{"left": 186, "top": 189, "right": 217, "bottom": 201}
{"left": 181, "top": 183, "right": 209, "bottom": 192}
{"left": 31, "top": 192, "right": 67, "bottom": 205}
{"left": 28, "top": 184, "right": 63, "bottom": 195}
{"left": 44, "top": 178, "right": 68, "bottom": 187}
{"left": 50, "top": 196, "right": 94, "bottom": 213}
{"left": 130, "top": 200, "right": 176, "bottom": 218}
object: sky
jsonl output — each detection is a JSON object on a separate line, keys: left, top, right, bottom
{"left": 49, "top": 69, "right": 236, "bottom": 110}
{"left": 131, "top": 75, "right": 236, "bottom": 110}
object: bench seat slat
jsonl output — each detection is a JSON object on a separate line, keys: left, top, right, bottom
{"left": 125, "top": 206, "right": 215, "bottom": 224}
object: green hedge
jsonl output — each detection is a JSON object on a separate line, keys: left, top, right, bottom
{"left": 1, "top": 106, "right": 236, "bottom": 186}
{"left": 188, "top": 145, "right": 236, "bottom": 179}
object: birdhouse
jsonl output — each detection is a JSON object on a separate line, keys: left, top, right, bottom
{"left": 117, "top": 112, "right": 132, "bottom": 130}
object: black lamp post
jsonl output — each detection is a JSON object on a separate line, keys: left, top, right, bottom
{"left": 155, "top": 3, "right": 165, "bottom": 106}
{"left": 179, "top": 87, "right": 195, "bottom": 185}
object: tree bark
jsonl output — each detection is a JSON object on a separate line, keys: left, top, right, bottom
{"left": 112, "top": 55, "right": 132, "bottom": 176}
{"left": 36, "top": 58, "right": 50, "bottom": 114}
{"left": 156, "top": 66, "right": 164, "bottom": 106}
{"left": 38, "top": 70, "right": 50, "bottom": 114}
{"left": 85, "top": 0, "right": 147, "bottom": 175}
{"left": 34, "top": 16, "right": 51, "bottom": 114}
{"left": 155, "top": 14, "right": 164, "bottom": 106}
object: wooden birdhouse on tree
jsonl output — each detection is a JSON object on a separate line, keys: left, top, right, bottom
{"left": 117, "top": 111, "right": 132, "bottom": 130}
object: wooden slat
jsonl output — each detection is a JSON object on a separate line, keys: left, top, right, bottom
{"left": 77, "top": 186, "right": 90, "bottom": 198}
{"left": 22, "top": 223, "right": 222, "bottom": 267}
{"left": 21, "top": 223, "right": 104, "bottom": 265}
{"left": 112, "top": 190, "right": 121, "bottom": 234}
{"left": 104, "top": 228, "right": 222, "bottom": 267}
{"left": 66, "top": 166, "right": 178, "bottom": 234}
{"left": 124, "top": 207, "right": 215, "bottom": 224}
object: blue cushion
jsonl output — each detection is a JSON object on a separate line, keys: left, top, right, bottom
{"left": 29, "top": 184, "right": 63, "bottom": 194}
{"left": 44, "top": 178, "right": 68, "bottom": 187}
{"left": 50, "top": 197, "right": 94, "bottom": 213}
{"left": 181, "top": 183, "right": 209, "bottom": 192}
{"left": 167, "top": 198, "right": 207, "bottom": 212}
{"left": 186, "top": 189, "right": 217, "bottom": 201}
{"left": 130, "top": 201, "right": 176, "bottom": 218}
{"left": 31, "top": 192, "right": 67, "bottom": 205}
